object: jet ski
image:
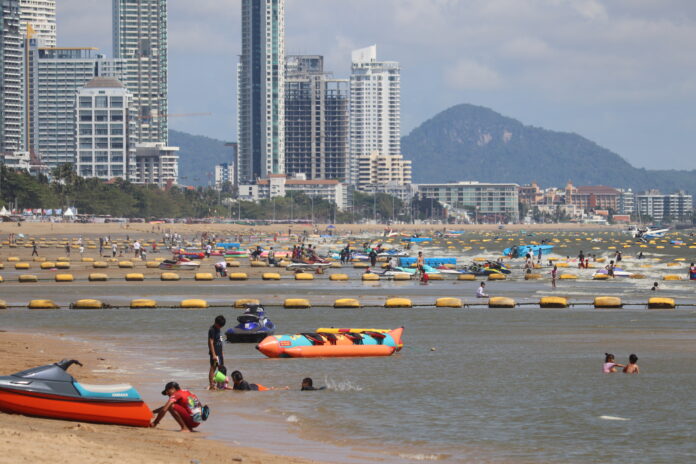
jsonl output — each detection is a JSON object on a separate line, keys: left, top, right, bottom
{"left": 158, "top": 258, "right": 201, "bottom": 270}
{"left": 464, "top": 261, "right": 511, "bottom": 276}
{"left": 225, "top": 304, "right": 276, "bottom": 343}
{"left": 0, "top": 359, "right": 152, "bottom": 427}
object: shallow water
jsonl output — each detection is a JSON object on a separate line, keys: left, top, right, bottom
{"left": 2, "top": 304, "right": 696, "bottom": 463}
{"left": 2, "top": 228, "right": 696, "bottom": 463}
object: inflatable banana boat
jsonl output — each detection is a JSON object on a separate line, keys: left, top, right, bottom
{"left": 256, "top": 327, "right": 404, "bottom": 358}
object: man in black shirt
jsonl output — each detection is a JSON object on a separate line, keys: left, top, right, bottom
{"left": 208, "top": 315, "right": 226, "bottom": 389}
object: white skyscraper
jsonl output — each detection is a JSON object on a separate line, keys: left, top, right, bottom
{"left": 0, "top": 0, "right": 24, "bottom": 153}
{"left": 75, "top": 77, "right": 134, "bottom": 180}
{"left": 112, "top": 0, "right": 168, "bottom": 144}
{"left": 237, "top": 0, "right": 285, "bottom": 184}
{"left": 349, "top": 45, "right": 401, "bottom": 185}
{"left": 19, "top": 0, "right": 55, "bottom": 46}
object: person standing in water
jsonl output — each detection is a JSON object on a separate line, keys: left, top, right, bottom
{"left": 623, "top": 354, "right": 639, "bottom": 374}
{"left": 208, "top": 315, "right": 226, "bottom": 389}
{"left": 551, "top": 264, "right": 558, "bottom": 288}
{"left": 603, "top": 353, "right": 625, "bottom": 373}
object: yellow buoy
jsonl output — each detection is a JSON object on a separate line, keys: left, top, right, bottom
{"left": 392, "top": 273, "right": 412, "bottom": 281}
{"left": 28, "top": 299, "right": 59, "bottom": 309}
{"left": 81, "top": 257, "right": 94, "bottom": 262}
{"left": 125, "top": 273, "right": 145, "bottom": 281}
{"left": 250, "top": 260, "right": 268, "bottom": 267}
{"left": 118, "top": 261, "right": 134, "bottom": 268}
{"left": 435, "top": 297, "right": 463, "bottom": 308}
{"left": 560, "top": 274, "right": 577, "bottom": 280}
{"left": 18, "top": 274, "right": 38, "bottom": 283}
{"left": 647, "top": 297, "right": 675, "bottom": 309}
{"left": 284, "top": 298, "right": 311, "bottom": 309}
{"left": 71, "top": 299, "right": 103, "bottom": 310}
{"left": 14, "top": 262, "right": 30, "bottom": 270}
{"left": 385, "top": 297, "right": 412, "bottom": 308}
{"left": 194, "top": 273, "right": 214, "bottom": 281}
{"left": 329, "top": 273, "right": 349, "bottom": 281}
{"left": 180, "top": 299, "right": 209, "bottom": 309}
{"left": 353, "top": 262, "right": 369, "bottom": 268}
{"left": 488, "top": 273, "right": 506, "bottom": 281}
{"left": 539, "top": 296, "right": 569, "bottom": 308}
{"left": 225, "top": 260, "right": 241, "bottom": 267}
{"left": 663, "top": 275, "right": 682, "bottom": 281}
{"left": 234, "top": 298, "right": 260, "bottom": 308}
{"left": 54, "top": 273, "right": 74, "bottom": 282}
{"left": 524, "top": 273, "right": 541, "bottom": 280}
{"left": 130, "top": 299, "right": 157, "bottom": 309}
{"left": 458, "top": 274, "right": 476, "bottom": 281}
{"left": 594, "top": 296, "right": 622, "bottom": 308}
{"left": 488, "top": 297, "right": 516, "bottom": 308}
{"left": 88, "top": 273, "right": 109, "bottom": 281}
{"left": 55, "top": 262, "right": 71, "bottom": 269}
{"left": 92, "top": 261, "right": 108, "bottom": 268}
{"left": 262, "top": 272, "right": 281, "bottom": 280}
{"left": 333, "top": 298, "right": 361, "bottom": 308}
{"left": 294, "top": 273, "right": 314, "bottom": 280}
{"left": 160, "top": 272, "right": 181, "bottom": 281}
{"left": 362, "top": 273, "right": 380, "bottom": 281}
{"left": 40, "top": 261, "right": 56, "bottom": 269}
{"left": 228, "top": 272, "right": 248, "bottom": 281}
{"left": 145, "top": 261, "right": 160, "bottom": 268}
{"left": 593, "top": 274, "right": 610, "bottom": 280}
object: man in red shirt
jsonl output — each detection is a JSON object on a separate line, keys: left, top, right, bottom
{"left": 151, "top": 382, "right": 202, "bottom": 432}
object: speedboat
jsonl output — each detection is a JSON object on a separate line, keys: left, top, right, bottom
{"left": 592, "top": 268, "right": 633, "bottom": 278}
{"left": 634, "top": 227, "right": 670, "bottom": 241}
{"left": 225, "top": 304, "right": 275, "bottom": 343}
{"left": 158, "top": 258, "right": 201, "bottom": 270}
{"left": 0, "top": 359, "right": 152, "bottom": 427}
{"left": 256, "top": 328, "right": 404, "bottom": 358}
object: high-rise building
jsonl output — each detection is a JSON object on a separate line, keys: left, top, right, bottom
{"left": 665, "top": 191, "right": 693, "bottom": 219}
{"left": 113, "top": 0, "right": 168, "bottom": 144}
{"left": 349, "top": 45, "right": 400, "bottom": 184}
{"left": 284, "top": 55, "right": 349, "bottom": 181}
{"left": 129, "top": 142, "right": 179, "bottom": 187}
{"left": 75, "top": 77, "right": 134, "bottom": 180}
{"left": 356, "top": 151, "right": 412, "bottom": 190}
{"left": 214, "top": 162, "right": 234, "bottom": 190}
{"left": 0, "top": 0, "right": 24, "bottom": 153}
{"left": 237, "top": 0, "right": 285, "bottom": 184}
{"left": 19, "top": 0, "right": 55, "bottom": 46}
{"left": 27, "top": 43, "right": 125, "bottom": 168}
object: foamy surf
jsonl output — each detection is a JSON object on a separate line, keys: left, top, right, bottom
{"left": 599, "top": 415, "right": 630, "bottom": 421}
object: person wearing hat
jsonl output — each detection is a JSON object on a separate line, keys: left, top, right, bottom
{"left": 151, "top": 382, "right": 203, "bottom": 432}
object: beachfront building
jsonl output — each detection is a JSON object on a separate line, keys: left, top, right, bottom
{"left": 284, "top": 55, "right": 349, "bottom": 181}
{"left": 518, "top": 182, "right": 544, "bottom": 205}
{"left": 349, "top": 45, "right": 400, "bottom": 185}
{"left": 113, "top": 0, "right": 168, "bottom": 144}
{"left": 129, "top": 142, "right": 179, "bottom": 187}
{"left": 665, "top": 191, "right": 693, "bottom": 220}
{"left": 617, "top": 189, "right": 635, "bottom": 215}
{"left": 417, "top": 181, "right": 519, "bottom": 220}
{"left": 27, "top": 44, "right": 125, "bottom": 168}
{"left": 237, "top": 0, "right": 285, "bottom": 184}
{"left": 0, "top": 0, "right": 24, "bottom": 153}
{"left": 0, "top": 150, "right": 30, "bottom": 169}
{"left": 635, "top": 190, "right": 665, "bottom": 222}
{"left": 75, "top": 77, "right": 134, "bottom": 180}
{"left": 19, "top": 0, "right": 55, "bottom": 46}
{"left": 564, "top": 182, "right": 620, "bottom": 211}
{"left": 239, "top": 174, "right": 350, "bottom": 210}
{"left": 214, "top": 162, "right": 235, "bottom": 190}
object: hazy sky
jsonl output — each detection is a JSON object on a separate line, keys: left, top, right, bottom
{"left": 57, "top": 0, "right": 696, "bottom": 170}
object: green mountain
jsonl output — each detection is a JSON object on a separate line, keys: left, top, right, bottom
{"left": 401, "top": 104, "right": 696, "bottom": 193}
{"left": 169, "top": 129, "right": 234, "bottom": 186}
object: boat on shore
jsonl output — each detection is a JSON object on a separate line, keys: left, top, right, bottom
{"left": 0, "top": 359, "right": 152, "bottom": 427}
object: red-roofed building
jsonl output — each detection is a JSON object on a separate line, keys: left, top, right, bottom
{"left": 565, "top": 182, "right": 620, "bottom": 211}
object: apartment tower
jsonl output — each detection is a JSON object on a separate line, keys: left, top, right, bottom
{"left": 284, "top": 55, "right": 349, "bottom": 181}
{"left": 19, "top": 0, "right": 55, "bottom": 46}
{"left": 0, "top": 0, "right": 23, "bottom": 152}
{"left": 349, "top": 45, "right": 401, "bottom": 185}
{"left": 112, "top": 0, "right": 168, "bottom": 144}
{"left": 237, "top": 0, "right": 285, "bottom": 184}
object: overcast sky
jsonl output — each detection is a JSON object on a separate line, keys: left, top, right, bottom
{"left": 57, "top": 0, "right": 696, "bottom": 170}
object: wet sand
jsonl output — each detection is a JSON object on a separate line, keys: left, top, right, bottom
{"left": 0, "top": 332, "right": 323, "bottom": 464}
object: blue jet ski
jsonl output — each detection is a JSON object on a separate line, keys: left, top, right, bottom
{"left": 225, "top": 304, "right": 276, "bottom": 343}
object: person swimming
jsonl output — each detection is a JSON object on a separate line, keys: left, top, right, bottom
{"left": 623, "top": 354, "right": 640, "bottom": 374}
{"left": 603, "top": 353, "right": 625, "bottom": 373}
{"left": 230, "top": 370, "right": 288, "bottom": 391}
{"left": 301, "top": 377, "right": 326, "bottom": 391}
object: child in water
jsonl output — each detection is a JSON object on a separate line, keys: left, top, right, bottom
{"left": 623, "top": 354, "right": 640, "bottom": 374}
{"left": 301, "top": 377, "right": 326, "bottom": 391}
{"left": 603, "top": 353, "right": 625, "bottom": 373}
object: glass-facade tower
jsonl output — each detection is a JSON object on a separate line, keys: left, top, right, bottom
{"left": 237, "top": 0, "right": 285, "bottom": 184}
{"left": 112, "top": 0, "right": 168, "bottom": 144}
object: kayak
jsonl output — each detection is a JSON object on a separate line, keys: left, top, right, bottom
{"left": 0, "top": 359, "right": 152, "bottom": 427}
{"left": 256, "top": 328, "right": 404, "bottom": 358}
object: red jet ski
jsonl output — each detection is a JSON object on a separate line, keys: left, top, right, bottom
{"left": 0, "top": 359, "right": 152, "bottom": 427}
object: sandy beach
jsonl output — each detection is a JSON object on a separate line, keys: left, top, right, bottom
{"left": 0, "top": 331, "right": 322, "bottom": 464}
